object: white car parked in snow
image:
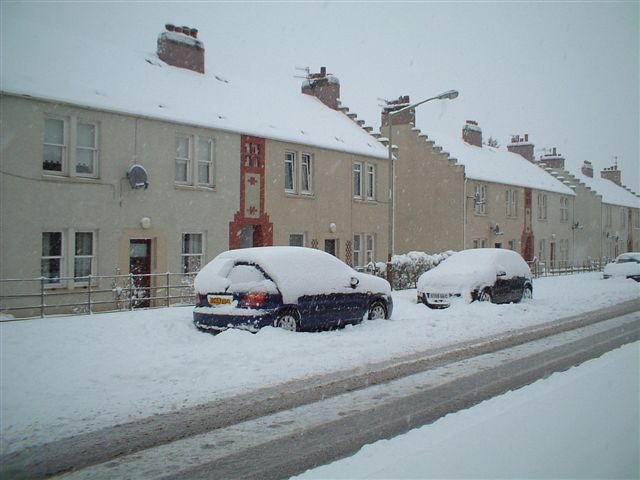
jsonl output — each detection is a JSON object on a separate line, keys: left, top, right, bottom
{"left": 417, "top": 248, "right": 533, "bottom": 309}
{"left": 602, "top": 252, "right": 640, "bottom": 282}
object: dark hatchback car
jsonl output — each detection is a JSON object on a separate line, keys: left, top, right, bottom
{"left": 193, "top": 246, "right": 393, "bottom": 333}
{"left": 416, "top": 248, "right": 533, "bottom": 309}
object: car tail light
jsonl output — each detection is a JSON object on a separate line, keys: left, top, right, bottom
{"left": 239, "top": 291, "right": 268, "bottom": 308}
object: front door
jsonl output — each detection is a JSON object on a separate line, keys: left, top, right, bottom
{"left": 324, "top": 239, "right": 337, "bottom": 257}
{"left": 129, "top": 239, "right": 151, "bottom": 308}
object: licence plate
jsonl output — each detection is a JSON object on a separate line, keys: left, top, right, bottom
{"left": 428, "top": 293, "right": 451, "bottom": 299}
{"left": 207, "top": 295, "right": 233, "bottom": 307}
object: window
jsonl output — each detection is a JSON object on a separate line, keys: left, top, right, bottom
{"left": 634, "top": 210, "right": 640, "bottom": 229}
{"left": 175, "top": 135, "right": 191, "bottom": 183}
{"left": 605, "top": 205, "right": 612, "bottom": 228}
{"left": 43, "top": 117, "right": 66, "bottom": 173}
{"left": 620, "top": 208, "right": 626, "bottom": 228}
{"left": 75, "top": 121, "right": 98, "bottom": 176}
{"left": 176, "top": 134, "right": 215, "bottom": 187}
{"left": 43, "top": 115, "right": 99, "bottom": 177}
{"left": 353, "top": 162, "right": 363, "bottom": 199}
{"left": 473, "top": 239, "right": 487, "bottom": 248}
{"left": 365, "top": 234, "right": 375, "bottom": 265}
{"left": 197, "top": 137, "right": 214, "bottom": 186}
{"left": 366, "top": 165, "right": 376, "bottom": 200}
{"left": 353, "top": 234, "right": 363, "bottom": 268}
{"left": 42, "top": 231, "right": 64, "bottom": 284}
{"left": 285, "top": 151, "right": 296, "bottom": 193}
{"left": 289, "top": 233, "right": 305, "bottom": 247}
{"left": 181, "top": 233, "right": 203, "bottom": 275}
{"left": 560, "top": 196, "right": 569, "bottom": 222}
{"left": 301, "top": 153, "right": 312, "bottom": 194}
{"left": 538, "top": 239, "right": 546, "bottom": 261}
{"left": 537, "top": 193, "right": 548, "bottom": 220}
{"left": 508, "top": 239, "right": 517, "bottom": 251}
{"left": 506, "top": 189, "right": 518, "bottom": 217}
{"left": 73, "top": 232, "right": 95, "bottom": 282}
{"left": 474, "top": 184, "right": 487, "bottom": 215}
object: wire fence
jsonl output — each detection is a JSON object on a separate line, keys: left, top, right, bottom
{"left": 0, "top": 272, "right": 196, "bottom": 321}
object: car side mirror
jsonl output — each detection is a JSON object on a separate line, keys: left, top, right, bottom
{"left": 497, "top": 271, "right": 507, "bottom": 277}
{"left": 350, "top": 277, "right": 360, "bottom": 289}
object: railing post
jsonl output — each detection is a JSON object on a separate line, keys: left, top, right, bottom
{"left": 129, "top": 273, "right": 135, "bottom": 310}
{"left": 40, "top": 277, "right": 45, "bottom": 318}
{"left": 87, "top": 275, "right": 92, "bottom": 314}
{"left": 166, "top": 272, "right": 170, "bottom": 308}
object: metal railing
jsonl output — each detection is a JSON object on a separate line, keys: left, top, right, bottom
{"left": 0, "top": 272, "right": 196, "bottom": 321}
{"left": 527, "top": 258, "right": 608, "bottom": 278}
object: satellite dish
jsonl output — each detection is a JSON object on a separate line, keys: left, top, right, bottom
{"left": 127, "top": 164, "right": 149, "bottom": 189}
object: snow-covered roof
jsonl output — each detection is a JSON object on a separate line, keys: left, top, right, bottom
{"left": 0, "top": 19, "right": 388, "bottom": 160}
{"left": 425, "top": 131, "right": 575, "bottom": 195}
{"left": 572, "top": 172, "right": 639, "bottom": 209}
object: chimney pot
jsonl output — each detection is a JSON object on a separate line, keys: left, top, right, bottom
{"left": 524, "top": 133, "right": 528, "bottom": 142}
{"left": 190, "top": 28, "right": 198, "bottom": 38}
{"left": 182, "top": 26, "right": 190, "bottom": 33}
{"left": 165, "top": 23, "right": 175, "bottom": 32}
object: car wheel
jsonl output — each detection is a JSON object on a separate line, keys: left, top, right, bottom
{"left": 478, "top": 288, "right": 492, "bottom": 303}
{"left": 367, "top": 300, "right": 387, "bottom": 320}
{"left": 275, "top": 309, "right": 300, "bottom": 332}
{"left": 522, "top": 285, "right": 533, "bottom": 301}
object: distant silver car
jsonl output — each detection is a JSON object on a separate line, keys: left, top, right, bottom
{"left": 417, "top": 248, "right": 533, "bottom": 309}
{"left": 602, "top": 253, "right": 640, "bottom": 282}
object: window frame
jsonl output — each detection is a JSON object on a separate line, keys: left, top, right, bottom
{"left": 289, "top": 233, "right": 306, "bottom": 247}
{"left": 75, "top": 120, "right": 99, "bottom": 178}
{"left": 506, "top": 189, "right": 518, "bottom": 218}
{"left": 353, "top": 162, "right": 363, "bottom": 199}
{"left": 353, "top": 233, "right": 363, "bottom": 268}
{"left": 366, "top": 164, "right": 376, "bottom": 200}
{"left": 197, "top": 137, "right": 215, "bottom": 187}
{"left": 560, "top": 196, "right": 569, "bottom": 223}
{"left": 365, "top": 233, "right": 375, "bottom": 265}
{"left": 181, "top": 232, "right": 204, "bottom": 276}
{"left": 474, "top": 184, "right": 487, "bottom": 215}
{"left": 41, "top": 231, "right": 65, "bottom": 286}
{"left": 537, "top": 193, "right": 548, "bottom": 220}
{"left": 285, "top": 151, "right": 297, "bottom": 193}
{"left": 175, "top": 134, "right": 192, "bottom": 184}
{"left": 73, "top": 231, "right": 96, "bottom": 285}
{"left": 43, "top": 116, "right": 68, "bottom": 175}
{"left": 300, "top": 153, "right": 313, "bottom": 195}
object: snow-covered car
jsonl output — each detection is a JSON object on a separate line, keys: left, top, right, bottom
{"left": 416, "top": 248, "right": 533, "bottom": 309}
{"left": 193, "top": 246, "right": 393, "bottom": 333}
{"left": 602, "top": 252, "right": 640, "bottom": 281}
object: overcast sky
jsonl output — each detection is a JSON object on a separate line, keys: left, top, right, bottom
{"left": 4, "top": 1, "right": 639, "bottom": 191}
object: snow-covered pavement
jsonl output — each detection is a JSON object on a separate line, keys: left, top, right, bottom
{"left": 1, "top": 272, "right": 638, "bottom": 455}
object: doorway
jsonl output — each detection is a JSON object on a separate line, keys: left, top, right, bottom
{"left": 324, "top": 239, "right": 337, "bottom": 257}
{"left": 129, "top": 239, "right": 151, "bottom": 308}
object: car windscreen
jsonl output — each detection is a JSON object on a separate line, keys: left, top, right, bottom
{"left": 226, "top": 264, "right": 278, "bottom": 294}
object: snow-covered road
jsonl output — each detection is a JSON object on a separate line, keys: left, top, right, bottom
{"left": 1, "top": 273, "right": 638, "bottom": 456}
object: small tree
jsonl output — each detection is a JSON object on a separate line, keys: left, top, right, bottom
{"left": 486, "top": 136, "right": 500, "bottom": 148}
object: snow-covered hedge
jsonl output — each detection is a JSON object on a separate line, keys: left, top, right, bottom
{"left": 370, "top": 250, "right": 455, "bottom": 290}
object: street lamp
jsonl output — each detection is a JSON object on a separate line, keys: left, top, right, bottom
{"left": 385, "top": 90, "right": 458, "bottom": 286}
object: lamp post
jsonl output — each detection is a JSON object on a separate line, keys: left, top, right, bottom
{"left": 385, "top": 89, "right": 458, "bottom": 287}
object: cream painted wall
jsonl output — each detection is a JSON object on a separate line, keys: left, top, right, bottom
{"left": 264, "top": 139, "right": 389, "bottom": 266}
{"left": 381, "top": 124, "right": 464, "bottom": 255}
{"left": 0, "top": 95, "right": 240, "bottom": 306}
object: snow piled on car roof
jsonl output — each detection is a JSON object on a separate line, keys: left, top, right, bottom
{"left": 194, "top": 247, "right": 390, "bottom": 304}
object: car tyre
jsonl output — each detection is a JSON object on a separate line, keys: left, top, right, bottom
{"left": 478, "top": 288, "right": 492, "bottom": 303}
{"left": 275, "top": 308, "right": 300, "bottom": 332}
{"left": 522, "top": 285, "right": 533, "bottom": 301}
{"left": 367, "top": 300, "right": 387, "bottom": 320}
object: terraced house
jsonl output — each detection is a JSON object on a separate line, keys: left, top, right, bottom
{"left": 380, "top": 98, "right": 576, "bottom": 266}
{"left": 0, "top": 21, "right": 389, "bottom": 316}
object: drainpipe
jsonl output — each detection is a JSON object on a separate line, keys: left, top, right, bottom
{"left": 463, "top": 177, "right": 468, "bottom": 249}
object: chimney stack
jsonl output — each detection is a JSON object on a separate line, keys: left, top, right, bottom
{"left": 157, "top": 23, "right": 205, "bottom": 74}
{"left": 381, "top": 96, "right": 415, "bottom": 127}
{"left": 539, "top": 146, "right": 565, "bottom": 170}
{"left": 301, "top": 67, "right": 341, "bottom": 110}
{"left": 581, "top": 161, "right": 594, "bottom": 178}
{"left": 462, "top": 120, "right": 482, "bottom": 147}
{"left": 601, "top": 165, "right": 622, "bottom": 186}
{"left": 507, "top": 133, "right": 534, "bottom": 162}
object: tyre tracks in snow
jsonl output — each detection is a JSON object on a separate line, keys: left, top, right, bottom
{"left": 1, "top": 299, "right": 639, "bottom": 479}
